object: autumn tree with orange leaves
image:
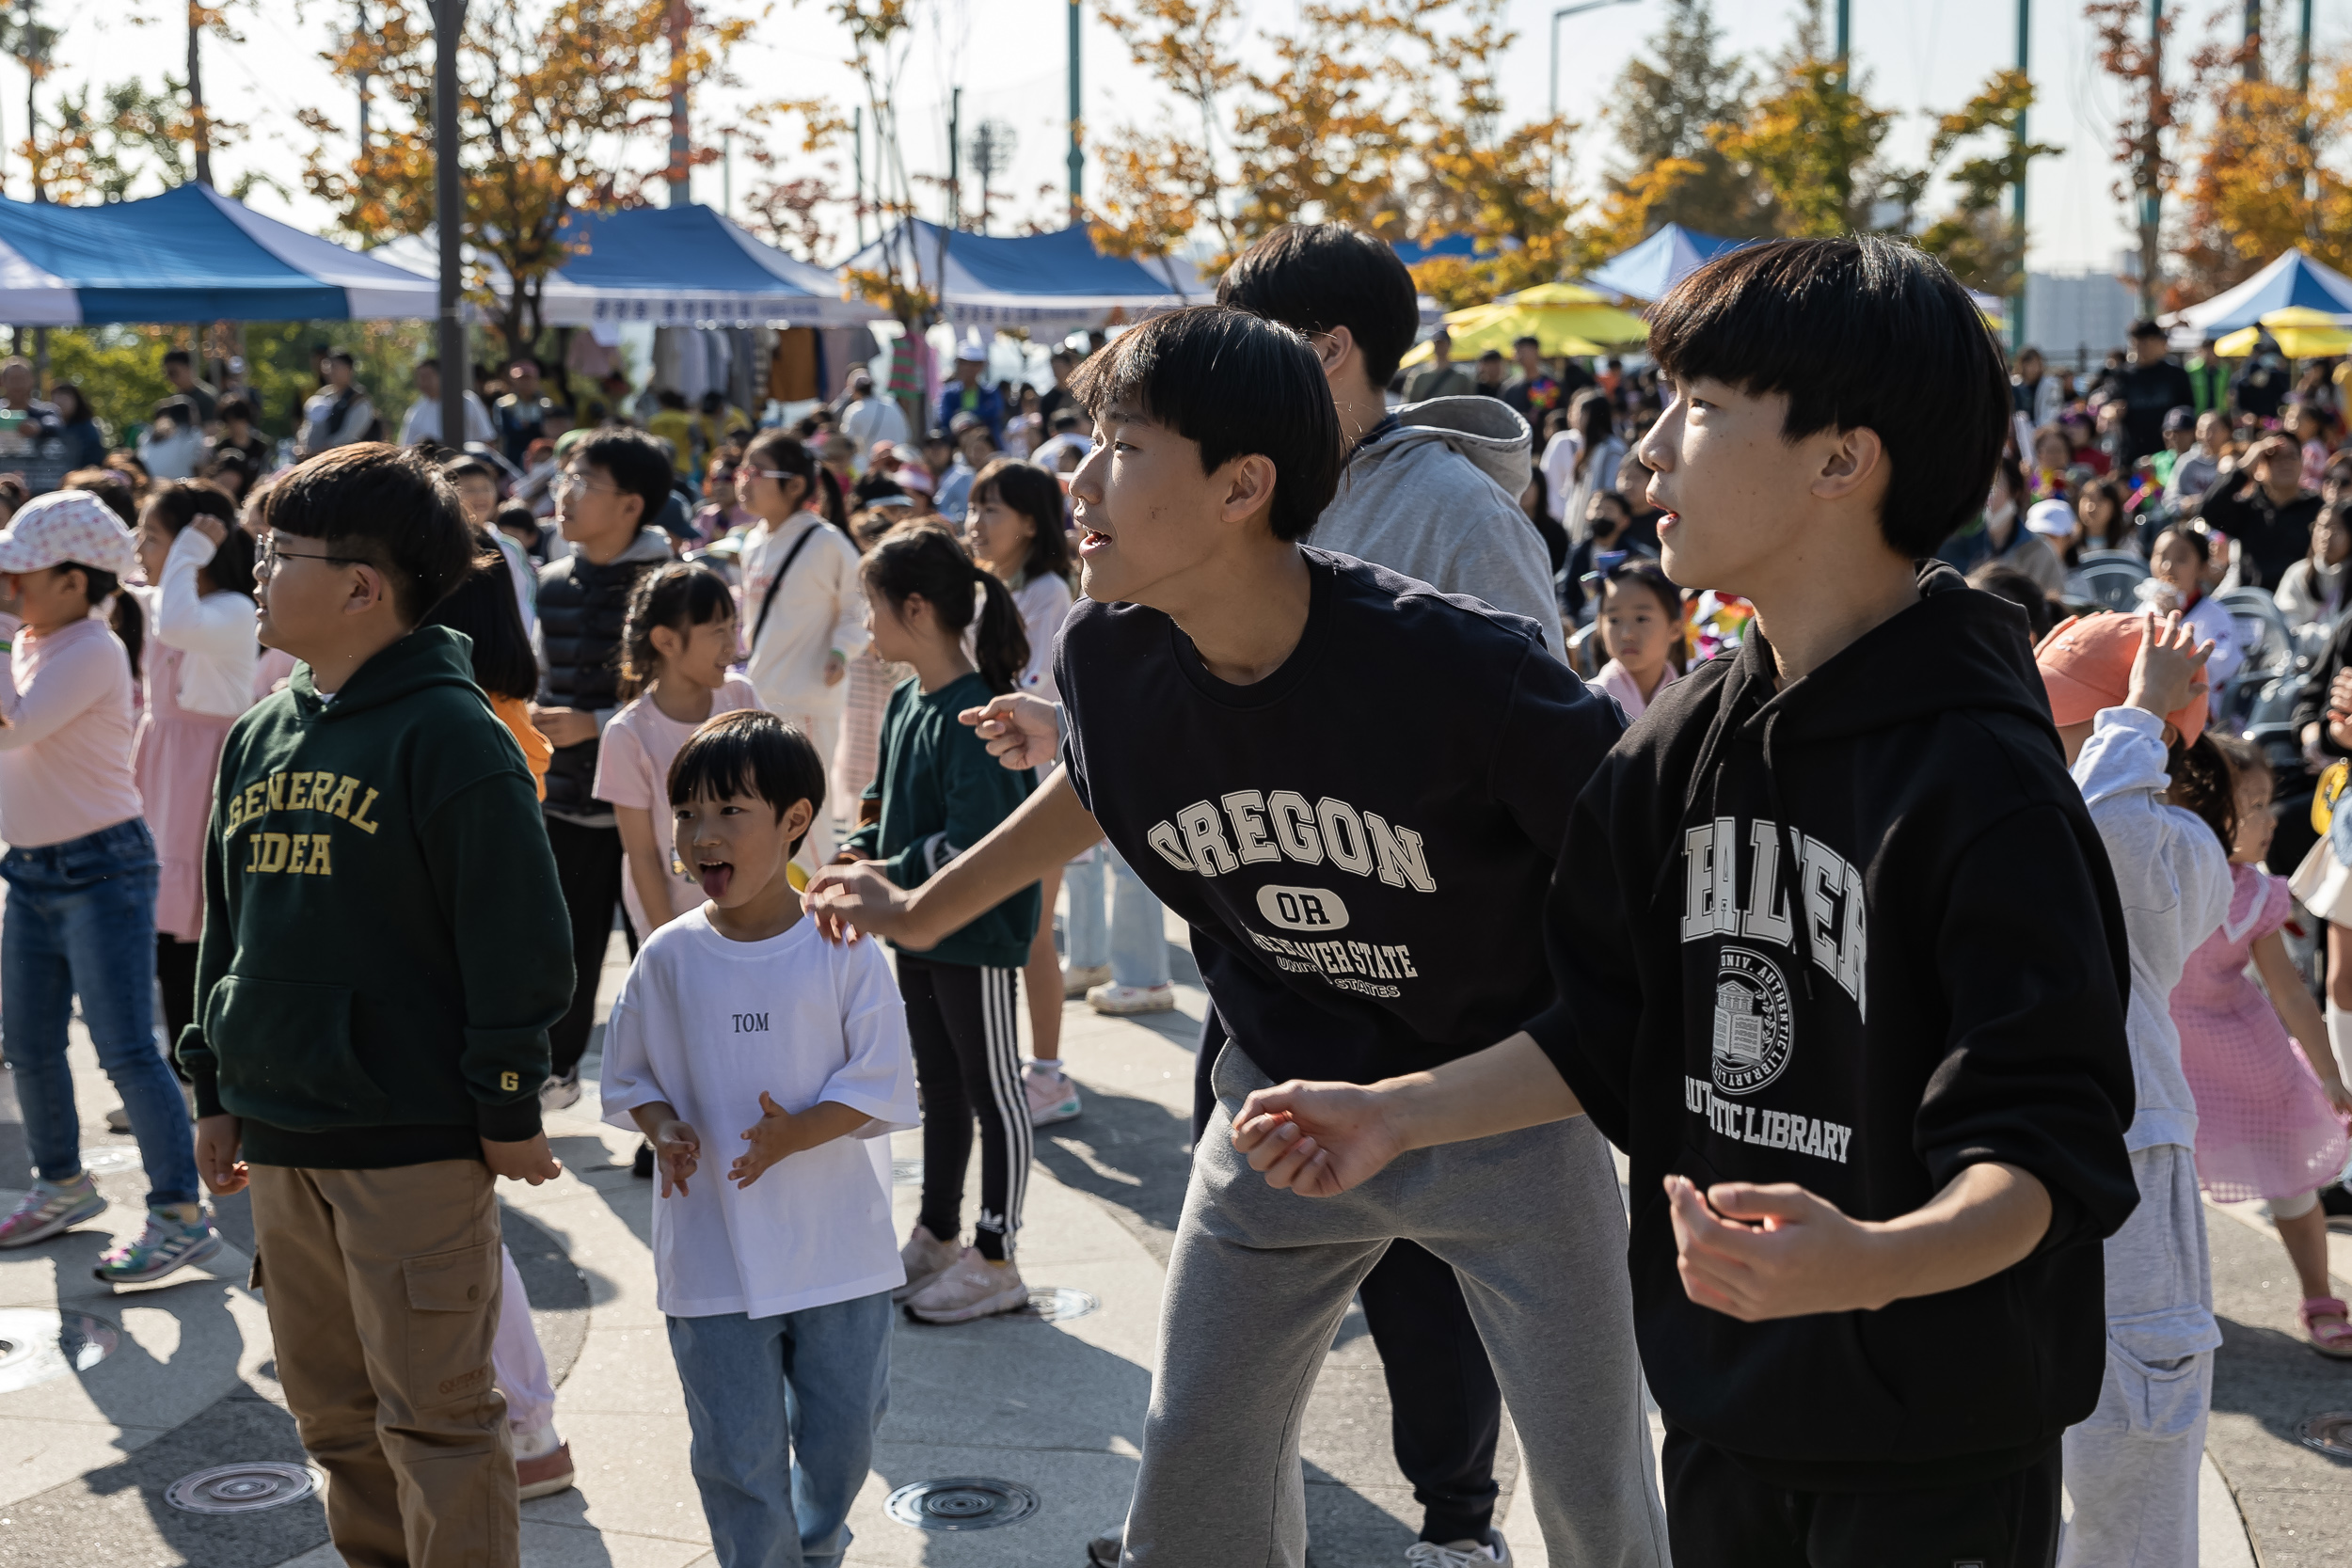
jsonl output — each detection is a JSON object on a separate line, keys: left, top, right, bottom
{"left": 300, "top": 0, "right": 758, "bottom": 356}
{"left": 1086, "top": 0, "right": 1582, "bottom": 306}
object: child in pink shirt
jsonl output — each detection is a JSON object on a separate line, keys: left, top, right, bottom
{"left": 595, "top": 563, "right": 760, "bottom": 939}
{"left": 0, "top": 492, "right": 218, "bottom": 1283}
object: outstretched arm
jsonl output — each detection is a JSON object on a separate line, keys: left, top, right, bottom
{"left": 1231, "top": 1032, "right": 1583, "bottom": 1197}
{"left": 803, "top": 765, "right": 1103, "bottom": 946}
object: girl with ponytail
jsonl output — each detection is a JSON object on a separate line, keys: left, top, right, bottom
{"left": 838, "top": 520, "right": 1043, "bottom": 1323}
{"left": 736, "top": 427, "right": 868, "bottom": 862}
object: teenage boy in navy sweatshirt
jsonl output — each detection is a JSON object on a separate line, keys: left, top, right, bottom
{"left": 1232, "top": 239, "right": 2140, "bottom": 1564}
{"left": 803, "top": 306, "right": 1664, "bottom": 1568}
{"left": 183, "top": 444, "right": 575, "bottom": 1567}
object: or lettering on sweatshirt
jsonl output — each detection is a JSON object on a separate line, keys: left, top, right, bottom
{"left": 1684, "top": 1074, "right": 1853, "bottom": 1164}
{"left": 1145, "top": 790, "right": 1436, "bottom": 893}
{"left": 224, "top": 770, "right": 385, "bottom": 838}
{"left": 1678, "top": 816, "right": 1867, "bottom": 1020}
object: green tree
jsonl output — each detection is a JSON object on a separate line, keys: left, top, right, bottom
{"left": 1909, "top": 69, "right": 2060, "bottom": 299}
{"left": 1600, "top": 0, "right": 1761, "bottom": 245}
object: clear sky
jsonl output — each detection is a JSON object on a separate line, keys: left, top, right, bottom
{"left": 33, "top": 0, "right": 2349, "bottom": 277}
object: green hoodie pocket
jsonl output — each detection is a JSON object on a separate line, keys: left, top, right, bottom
{"left": 206, "top": 975, "right": 392, "bottom": 1132}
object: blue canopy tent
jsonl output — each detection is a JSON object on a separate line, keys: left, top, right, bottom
{"left": 0, "top": 182, "right": 438, "bottom": 325}
{"left": 839, "top": 220, "right": 1194, "bottom": 331}
{"left": 1390, "top": 233, "right": 1483, "bottom": 268}
{"left": 1584, "top": 223, "right": 1756, "bottom": 303}
{"left": 2167, "top": 250, "right": 2352, "bottom": 341}
{"left": 379, "top": 204, "right": 883, "bottom": 328}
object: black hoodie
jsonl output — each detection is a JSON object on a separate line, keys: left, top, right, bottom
{"left": 1528, "top": 562, "right": 2138, "bottom": 1491}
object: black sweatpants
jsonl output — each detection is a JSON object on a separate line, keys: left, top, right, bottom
{"left": 1661, "top": 1426, "right": 2062, "bottom": 1568}
{"left": 546, "top": 815, "right": 624, "bottom": 1081}
{"left": 901, "top": 955, "right": 1030, "bottom": 1262}
{"left": 1192, "top": 1010, "right": 1503, "bottom": 1545}
{"left": 156, "top": 936, "right": 199, "bottom": 1085}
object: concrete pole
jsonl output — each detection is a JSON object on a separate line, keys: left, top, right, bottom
{"left": 436, "top": 0, "right": 469, "bottom": 451}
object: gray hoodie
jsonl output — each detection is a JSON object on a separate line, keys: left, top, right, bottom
{"left": 1309, "top": 394, "right": 1565, "bottom": 657}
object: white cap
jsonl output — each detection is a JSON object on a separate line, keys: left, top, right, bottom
{"left": 0, "top": 490, "right": 137, "bottom": 578}
{"left": 955, "top": 327, "right": 990, "bottom": 363}
{"left": 2025, "top": 498, "right": 2077, "bottom": 539}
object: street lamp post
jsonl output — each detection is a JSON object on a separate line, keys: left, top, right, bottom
{"left": 1549, "top": 0, "right": 1640, "bottom": 197}
{"left": 436, "top": 0, "right": 467, "bottom": 453}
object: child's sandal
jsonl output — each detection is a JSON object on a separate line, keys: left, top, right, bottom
{"left": 2300, "top": 1296, "right": 2352, "bottom": 1358}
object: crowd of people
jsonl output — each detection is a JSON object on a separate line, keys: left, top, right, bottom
{"left": 0, "top": 220, "right": 2340, "bottom": 1568}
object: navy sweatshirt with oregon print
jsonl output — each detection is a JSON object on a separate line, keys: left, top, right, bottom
{"left": 179, "top": 627, "right": 575, "bottom": 1169}
{"left": 1057, "top": 548, "right": 1624, "bottom": 1086}
{"left": 1529, "top": 562, "right": 2138, "bottom": 1491}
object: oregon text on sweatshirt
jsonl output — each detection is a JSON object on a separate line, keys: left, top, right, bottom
{"left": 1529, "top": 562, "right": 2139, "bottom": 1490}
{"left": 843, "top": 670, "right": 1039, "bottom": 970}
{"left": 1057, "top": 549, "right": 1623, "bottom": 1086}
{"left": 179, "top": 627, "right": 576, "bottom": 1168}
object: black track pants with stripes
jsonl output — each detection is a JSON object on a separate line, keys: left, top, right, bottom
{"left": 900, "top": 955, "right": 1031, "bottom": 1261}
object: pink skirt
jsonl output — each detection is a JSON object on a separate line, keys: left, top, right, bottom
{"left": 2181, "top": 995, "right": 2352, "bottom": 1202}
{"left": 135, "top": 707, "right": 237, "bottom": 942}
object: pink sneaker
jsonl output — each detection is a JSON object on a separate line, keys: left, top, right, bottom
{"left": 1024, "top": 1062, "right": 1081, "bottom": 1126}
{"left": 893, "top": 1224, "right": 961, "bottom": 1303}
{"left": 905, "top": 1247, "right": 1029, "bottom": 1324}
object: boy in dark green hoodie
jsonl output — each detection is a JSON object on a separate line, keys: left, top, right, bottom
{"left": 180, "top": 444, "right": 574, "bottom": 1567}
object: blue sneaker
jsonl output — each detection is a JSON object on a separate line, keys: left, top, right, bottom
{"left": 0, "top": 1177, "right": 105, "bottom": 1247}
{"left": 92, "top": 1209, "right": 223, "bottom": 1285}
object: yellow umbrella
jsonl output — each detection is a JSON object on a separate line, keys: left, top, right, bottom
{"left": 1399, "top": 293, "right": 1647, "bottom": 367}
{"left": 2214, "top": 306, "right": 2352, "bottom": 358}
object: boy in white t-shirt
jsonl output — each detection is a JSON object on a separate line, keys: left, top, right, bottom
{"left": 598, "top": 709, "right": 918, "bottom": 1568}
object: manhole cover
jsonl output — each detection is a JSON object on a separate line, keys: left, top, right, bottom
{"left": 79, "top": 1147, "right": 142, "bottom": 1174}
{"left": 0, "top": 1307, "right": 119, "bottom": 1392}
{"left": 891, "top": 1158, "right": 924, "bottom": 1187}
{"left": 1028, "top": 1287, "right": 1099, "bottom": 1322}
{"left": 2301, "top": 1413, "right": 2352, "bottom": 1457}
{"left": 884, "top": 1476, "right": 1041, "bottom": 1531}
{"left": 165, "top": 1461, "right": 323, "bottom": 1514}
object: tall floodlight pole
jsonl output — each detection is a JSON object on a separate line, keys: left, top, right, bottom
{"left": 1836, "top": 0, "right": 1851, "bottom": 79}
{"left": 2139, "top": 0, "right": 2163, "bottom": 318}
{"left": 2012, "top": 0, "right": 2029, "bottom": 352}
{"left": 854, "top": 106, "right": 866, "bottom": 247}
{"left": 1548, "top": 0, "right": 1638, "bottom": 198}
{"left": 437, "top": 0, "right": 468, "bottom": 452}
{"left": 2300, "top": 0, "right": 2314, "bottom": 93}
{"left": 1067, "top": 0, "right": 1083, "bottom": 219}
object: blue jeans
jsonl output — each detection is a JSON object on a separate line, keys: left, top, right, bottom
{"left": 667, "top": 1290, "right": 894, "bottom": 1568}
{"left": 1, "top": 818, "right": 199, "bottom": 1208}
{"left": 1063, "top": 846, "right": 1171, "bottom": 988}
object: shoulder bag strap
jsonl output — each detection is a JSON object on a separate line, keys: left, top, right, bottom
{"left": 751, "top": 522, "right": 827, "bottom": 651}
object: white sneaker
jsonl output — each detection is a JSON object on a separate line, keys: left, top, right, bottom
{"left": 894, "top": 1224, "right": 961, "bottom": 1303}
{"left": 1088, "top": 981, "right": 1176, "bottom": 1016}
{"left": 538, "top": 1071, "right": 581, "bottom": 1113}
{"left": 905, "top": 1246, "right": 1029, "bottom": 1323}
{"left": 1061, "top": 962, "right": 1111, "bottom": 999}
{"left": 1024, "top": 1061, "right": 1082, "bottom": 1126}
{"left": 1406, "top": 1533, "right": 1510, "bottom": 1567}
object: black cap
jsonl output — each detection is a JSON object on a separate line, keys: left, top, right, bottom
{"left": 2162, "top": 405, "right": 2196, "bottom": 434}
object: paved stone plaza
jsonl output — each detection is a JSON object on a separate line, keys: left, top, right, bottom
{"left": 0, "top": 909, "right": 2336, "bottom": 1565}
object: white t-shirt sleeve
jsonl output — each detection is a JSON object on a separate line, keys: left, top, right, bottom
{"left": 596, "top": 983, "right": 666, "bottom": 1129}
{"left": 821, "top": 940, "right": 921, "bottom": 1137}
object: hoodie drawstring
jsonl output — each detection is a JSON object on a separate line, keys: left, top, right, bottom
{"left": 1759, "top": 708, "right": 1817, "bottom": 1004}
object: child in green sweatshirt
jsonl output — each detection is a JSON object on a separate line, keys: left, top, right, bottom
{"left": 839, "top": 521, "right": 1040, "bottom": 1324}
{"left": 179, "top": 444, "right": 574, "bottom": 1567}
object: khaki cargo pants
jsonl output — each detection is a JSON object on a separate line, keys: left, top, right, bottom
{"left": 249, "top": 1159, "right": 516, "bottom": 1568}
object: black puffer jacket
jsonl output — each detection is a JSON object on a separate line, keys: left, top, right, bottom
{"left": 534, "top": 528, "right": 673, "bottom": 820}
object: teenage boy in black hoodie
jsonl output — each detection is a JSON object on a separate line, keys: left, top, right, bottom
{"left": 1232, "top": 238, "right": 2140, "bottom": 1564}
{"left": 183, "top": 444, "right": 575, "bottom": 1566}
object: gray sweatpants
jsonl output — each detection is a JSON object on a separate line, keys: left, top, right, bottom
{"left": 2058, "top": 1143, "right": 2217, "bottom": 1568}
{"left": 1119, "top": 1045, "right": 1668, "bottom": 1567}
